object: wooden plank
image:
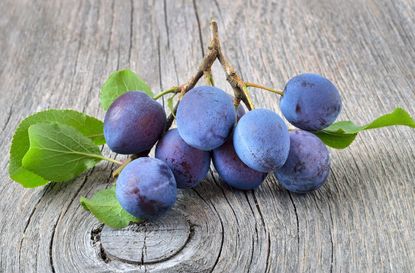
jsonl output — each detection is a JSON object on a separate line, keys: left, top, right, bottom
{"left": 0, "top": 0, "right": 414, "bottom": 272}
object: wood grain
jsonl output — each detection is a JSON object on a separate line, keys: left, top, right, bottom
{"left": 0, "top": 0, "right": 414, "bottom": 272}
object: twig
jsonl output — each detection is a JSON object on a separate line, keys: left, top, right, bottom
{"left": 165, "top": 24, "right": 220, "bottom": 129}
{"left": 165, "top": 19, "right": 254, "bottom": 128}
{"left": 204, "top": 68, "right": 215, "bottom": 86}
{"left": 115, "top": 19, "right": 259, "bottom": 177}
{"left": 211, "top": 20, "right": 255, "bottom": 110}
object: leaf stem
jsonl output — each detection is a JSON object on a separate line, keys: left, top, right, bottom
{"left": 153, "top": 86, "right": 180, "bottom": 100}
{"left": 245, "top": 82, "right": 284, "bottom": 96}
{"left": 241, "top": 84, "right": 255, "bottom": 109}
{"left": 102, "top": 156, "right": 123, "bottom": 165}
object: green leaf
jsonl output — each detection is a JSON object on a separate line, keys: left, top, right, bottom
{"left": 22, "top": 123, "right": 105, "bottom": 182}
{"left": 315, "top": 108, "right": 415, "bottom": 149}
{"left": 314, "top": 131, "right": 358, "bottom": 149}
{"left": 9, "top": 109, "right": 105, "bottom": 188}
{"left": 81, "top": 186, "right": 141, "bottom": 229}
{"left": 100, "top": 69, "right": 153, "bottom": 110}
{"left": 361, "top": 107, "right": 415, "bottom": 129}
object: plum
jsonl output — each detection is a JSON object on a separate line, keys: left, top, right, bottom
{"left": 275, "top": 130, "right": 330, "bottom": 193}
{"left": 104, "top": 91, "right": 166, "bottom": 154}
{"left": 155, "top": 129, "right": 211, "bottom": 189}
{"left": 176, "top": 86, "right": 236, "bottom": 151}
{"left": 116, "top": 157, "right": 177, "bottom": 219}
{"left": 233, "top": 109, "right": 290, "bottom": 172}
{"left": 280, "top": 73, "right": 341, "bottom": 131}
{"left": 212, "top": 136, "right": 267, "bottom": 190}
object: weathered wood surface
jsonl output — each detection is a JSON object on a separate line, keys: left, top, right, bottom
{"left": 1, "top": 0, "right": 414, "bottom": 272}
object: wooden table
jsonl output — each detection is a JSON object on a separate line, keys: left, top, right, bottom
{"left": 1, "top": 0, "right": 414, "bottom": 272}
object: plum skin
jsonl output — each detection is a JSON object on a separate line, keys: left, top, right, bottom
{"left": 275, "top": 130, "right": 330, "bottom": 193}
{"left": 116, "top": 157, "right": 177, "bottom": 219}
{"left": 233, "top": 109, "right": 290, "bottom": 173}
{"left": 176, "top": 86, "right": 236, "bottom": 151}
{"left": 280, "top": 73, "right": 341, "bottom": 131}
{"left": 212, "top": 136, "right": 267, "bottom": 190}
{"left": 104, "top": 91, "right": 166, "bottom": 154}
{"left": 155, "top": 129, "right": 211, "bottom": 189}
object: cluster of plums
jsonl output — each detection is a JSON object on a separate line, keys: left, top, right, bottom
{"left": 104, "top": 73, "right": 342, "bottom": 219}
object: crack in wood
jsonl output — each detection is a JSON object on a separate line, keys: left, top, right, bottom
{"left": 157, "top": 36, "right": 165, "bottom": 108}
{"left": 141, "top": 224, "right": 147, "bottom": 265}
{"left": 209, "top": 169, "right": 241, "bottom": 253}
{"left": 49, "top": 173, "right": 91, "bottom": 271}
{"left": 163, "top": 0, "right": 170, "bottom": 49}
{"left": 327, "top": 200, "right": 335, "bottom": 273}
{"left": 252, "top": 190, "right": 267, "bottom": 230}
{"left": 67, "top": 0, "right": 86, "bottom": 101}
{"left": 209, "top": 170, "right": 240, "bottom": 227}
{"left": 1, "top": 107, "right": 12, "bottom": 133}
{"left": 247, "top": 233, "right": 256, "bottom": 273}
{"left": 265, "top": 232, "right": 271, "bottom": 273}
{"left": 91, "top": 224, "right": 110, "bottom": 263}
{"left": 103, "top": 0, "right": 115, "bottom": 66}
{"left": 192, "top": 0, "right": 205, "bottom": 57}
{"left": 244, "top": 192, "right": 259, "bottom": 272}
{"left": 128, "top": 0, "right": 134, "bottom": 66}
{"left": 288, "top": 192, "right": 300, "bottom": 256}
{"left": 18, "top": 188, "right": 49, "bottom": 272}
{"left": 212, "top": 0, "right": 223, "bottom": 21}
{"left": 192, "top": 188, "right": 224, "bottom": 273}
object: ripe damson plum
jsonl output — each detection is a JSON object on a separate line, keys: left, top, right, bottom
{"left": 275, "top": 130, "right": 330, "bottom": 193}
{"left": 233, "top": 109, "right": 290, "bottom": 173}
{"left": 176, "top": 86, "right": 236, "bottom": 151}
{"left": 155, "top": 129, "right": 211, "bottom": 189}
{"left": 212, "top": 136, "right": 267, "bottom": 190}
{"left": 116, "top": 157, "right": 177, "bottom": 219}
{"left": 104, "top": 91, "right": 166, "bottom": 154}
{"left": 280, "top": 73, "right": 341, "bottom": 131}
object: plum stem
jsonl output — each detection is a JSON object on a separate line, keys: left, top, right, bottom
{"left": 204, "top": 68, "right": 215, "bottom": 86}
{"left": 153, "top": 86, "right": 180, "bottom": 100}
{"left": 112, "top": 157, "right": 133, "bottom": 177}
{"left": 115, "top": 149, "right": 150, "bottom": 177}
{"left": 245, "top": 82, "right": 284, "bottom": 96}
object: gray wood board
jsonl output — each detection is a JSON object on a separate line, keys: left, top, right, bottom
{"left": 0, "top": 0, "right": 414, "bottom": 272}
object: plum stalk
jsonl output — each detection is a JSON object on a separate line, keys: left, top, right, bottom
{"left": 156, "top": 20, "right": 264, "bottom": 128}
{"left": 113, "top": 19, "right": 278, "bottom": 177}
{"left": 154, "top": 19, "right": 283, "bottom": 127}
{"left": 244, "top": 82, "right": 284, "bottom": 96}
